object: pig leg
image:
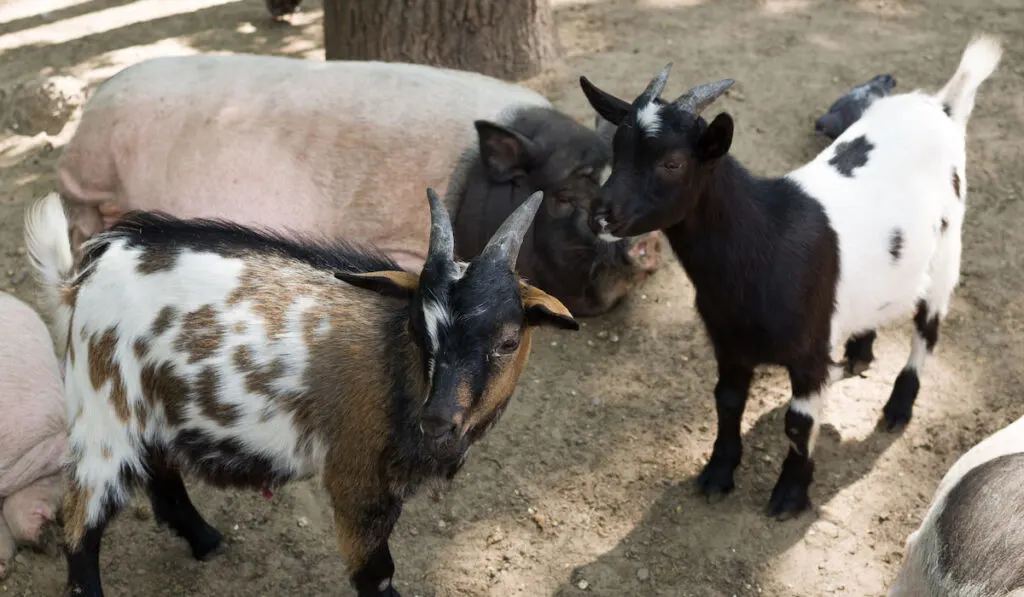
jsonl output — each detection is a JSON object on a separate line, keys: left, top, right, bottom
{"left": 0, "top": 506, "right": 14, "bottom": 579}
{"left": 2, "top": 475, "right": 63, "bottom": 555}
{"left": 144, "top": 453, "right": 223, "bottom": 561}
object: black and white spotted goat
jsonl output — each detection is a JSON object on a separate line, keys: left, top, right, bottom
{"left": 23, "top": 188, "right": 578, "bottom": 597}
{"left": 577, "top": 34, "right": 1002, "bottom": 519}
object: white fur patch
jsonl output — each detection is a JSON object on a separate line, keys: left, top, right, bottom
{"left": 789, "top": 393, "right": 824, "bottom": 458}
{"left": 636, "top": 102, "right": 662, "bottom": 136}
{"left": 598, "top": 165, "right": 613, "bottom": 185}
{"left": 422, "top": 298, "right": 451, "bottom": 354}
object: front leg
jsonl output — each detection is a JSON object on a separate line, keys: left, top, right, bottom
{"left": 768, "top": 360, "right": 829, "bottom": 520}
{"left": 697, "top": 359, "right": 754, "bottom": 499}
{"left": 329, "top": 487, "right": 403, "bottom": 597}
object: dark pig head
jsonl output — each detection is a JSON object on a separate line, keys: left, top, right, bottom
{"left": 448, "top": 106, "right": 664, "bottom": 317}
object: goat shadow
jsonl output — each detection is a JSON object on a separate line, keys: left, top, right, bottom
{"left": 549, "top": 377, "right": 905, "bottom": 597}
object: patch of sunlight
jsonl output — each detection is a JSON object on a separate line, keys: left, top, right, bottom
{"left": 67, "top": 38, "right": 204, "bottom": 88}
{"left": 807, "top": 33, "right": 842, "bottom": 51}
{"left": 640, "top": 0, "right": 710, "bottom": 7}
{"left": 0, "top": 0, "right": 84, "bottom": 24}
{"left": 0, "top": 0, "right": 244, "bottom": 53}
{"left": 760, "top": 0, "right": 811, "bottom": 14}
{"left": 0, "top": 134, "right": 53, "bottom": 169}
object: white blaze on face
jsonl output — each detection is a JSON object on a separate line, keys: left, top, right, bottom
{"left": 636, "top": 101, "right": 662, "bottom": 136}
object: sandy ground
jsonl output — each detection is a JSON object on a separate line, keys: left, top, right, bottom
{"left": 1, "top": 0, "right": 1022, "bottom": 596}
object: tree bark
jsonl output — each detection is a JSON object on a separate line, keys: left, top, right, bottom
{"left": 323, "top": 0, "right": 561, "bottom": 81}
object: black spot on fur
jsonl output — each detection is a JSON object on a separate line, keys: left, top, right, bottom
{"left": 171, "top": 429, "right": 294, "bottom": 490}
{"left": 828, "top": 135, "right": 874, "bottom": 177}
{"left": 88, "top": 210, "right": 401, "bottom": 276}
{"left": 913, "top": 299, "right": 940, "bottom": 351}
{"left": 941, "top": 218, "right": 949, "bottom": 234}
{"left": 943, "top": 103, "right": 952, "bottom": 117}
{"left": 952, "top": 169, "right": 961, "bottom": 199}
{"left": 889, "top": 228, "right": 904, "bottom": 262}
{"left": 937, "top": 453, "right": 1024, "bottom": 595}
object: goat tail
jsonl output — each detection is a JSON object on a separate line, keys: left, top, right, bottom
{"left": 936, "top": 34, "right": 1002, "bottom": 127}
{"left": 24, "top": 191, "right": 76, "bottom": 357}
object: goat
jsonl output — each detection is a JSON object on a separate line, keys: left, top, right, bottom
{"left": 888, "top": 414, "right": 1024, "bottom": 597}
{"left": 576, "top": 34, "right": 1001, "bottom": 519}
{"left": 23, "top": 187, "right": 579, "bottom": 597}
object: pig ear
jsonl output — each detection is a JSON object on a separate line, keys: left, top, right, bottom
{"left": 519, "top": 281, "right": 580, "bottom": 330}
{"left": 474, "top": 120, "right": 543, "bottom": 183}
{"left": 335, "top": 270, "right": 419, "bottom": 300}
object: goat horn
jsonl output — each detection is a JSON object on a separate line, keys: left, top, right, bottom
{"left": 425, "top": 187, "right": 455, "bottom": 264}
{"left": 640, "top": 63, "right": 673, "bottom": 103}
{"left": 481, "top": 190, "right": 544, "bottom": 268}
{"left": 674, "top": 79, "right": 735, "bottom": 115}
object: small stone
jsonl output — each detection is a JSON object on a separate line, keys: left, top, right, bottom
{"left": 487, "top": 527, "right": 505, "bottom": 545}
{"left": 636, "top": 567, "right": 650, "bottom": 582}
{"left": 551, "top": 341, "right": 558, "bottom": 347}
{"left": 641, "top": 294, "right": 648, "bottom": 300}
{"left": 699, "top": 423, "right": 709, "bottom": 432}
{"left": 597, "top": 330, "right": 609, "bottom": 339}
{"left": 570, "top": 390, "right": 577, "bottom": 396}
{"left": 587, "top": 340, "right": 594, "bottom": 346}
{"left": 438, "top": 520, "right": 447, "bottom": 530}
{"left": 577, "top": 579, "right": 590, "bottom": 590}
{"left": 15, "top": 248, "right": 24, "bottom": 256}
{"left": 531, "top": 513, "right": 547, "bottom": 531}
{"left": 297, "top": 517, "right": 309, "bottom": 528}
{"left": 409, "top": 528, "right": 419, "bottom": 536}
{"left": 5, "top": 271, "right": 11, "bottom": 277}
{"left": 133, "top": 503, "right": 152, "bottom": 520}
{"left": 610, "top": 334, "right": 619, "bottom": 343}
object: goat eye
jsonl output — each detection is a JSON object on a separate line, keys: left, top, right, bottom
{"left": 494, "top": 336, "right": 520, "bottom": 355}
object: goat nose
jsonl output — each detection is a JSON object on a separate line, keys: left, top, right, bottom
{"left": 421, "top": 416, "right": 456, "bottom": 440}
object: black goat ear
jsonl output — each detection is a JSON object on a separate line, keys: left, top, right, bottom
{"left": 520, "top": 281, "right": 579, "bottom": 330}
{"left": 594, "top": 113, "right": 618, "bottom": 146}
{"left": 474, "top": 120, "right": 542, "bottom": 183}
{"left": 697, "top": 113, "right": 733, "bottom": 161}
{"left": 580, "top": 76, "right": 632, "bottom": 126}
{"left": 335, "top": 270, "right": 419, "bottom": 300}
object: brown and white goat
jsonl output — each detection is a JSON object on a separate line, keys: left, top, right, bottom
{"left": 23, "top": 188, "right": 579, "bottom": 597}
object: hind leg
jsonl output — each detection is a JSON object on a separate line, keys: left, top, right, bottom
{"left": 144, "top": 452, "right": 223, "bottom": 561}
{"left": 844, "top": 330, "right": 877, "bottom": 376}
{"left": 62, "top": 470, "right": 133, "bottom": 597}
{"left": 883, "top": 229, "right": 961, "bottom": 430}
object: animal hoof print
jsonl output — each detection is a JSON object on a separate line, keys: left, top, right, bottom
{"left": 696, "top": 462, "right": 736, "bottom": 499}
{"left": 767, "top": 484, "right": 810, "bottom": 521}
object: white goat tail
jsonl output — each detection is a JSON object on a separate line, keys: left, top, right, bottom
{"left": 23, "top": 191, "right": 76, "bottom": 355}
{"left": 936, "top": 34, "right": 1002, "bottom": 126}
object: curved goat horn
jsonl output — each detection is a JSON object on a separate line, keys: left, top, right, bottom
{"left": 480, "top": 190, "right": 544, "bottom": 268}
{"left": 425, "top": 187, "right": 455, "bottom": 265}
{"left": 640, "top": 63, "right": 673, "bottom": 103}
{"left": 674, "top": 79, "right": 736, "bottom": 115}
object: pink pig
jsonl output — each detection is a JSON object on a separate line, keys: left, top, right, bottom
{"left": 0, "top": 292, "right": 67, "bottom": 578}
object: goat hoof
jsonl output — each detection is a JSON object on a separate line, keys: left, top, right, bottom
{"left": 190, "top": 527, "right": 225, "bottom": 561}
{"left": 767, "top": 482, "right": 810, "bottom": 520}
{"left": 882, "top": 409, "right": 912, "bottom": 432}
{"left": 696, "top": 460, "right": 736, "bottom": 498}
{"left": 846, "top": 359, "right": 871, "bottom": 377}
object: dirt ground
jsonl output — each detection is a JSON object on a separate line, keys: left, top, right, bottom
{"left": 1, "top": 0, "right": 1022, "bottom": 596}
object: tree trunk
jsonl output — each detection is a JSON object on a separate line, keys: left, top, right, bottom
{"left": 323, "top": 0, "right": 560, "bottom": 81}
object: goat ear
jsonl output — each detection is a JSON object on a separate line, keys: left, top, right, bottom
{"left": 335, "top": 270, "right": 419, "bottom": 299}
{"left": 593, "top": 113, "right": 618, "bottom": 146}
{"left": 519, "top": 282, "right": 580, "bottom": 330}
{"left": 697, "top": 113, "right": 733, "bottom": 161}
{"left": 579, "top": 76, "right": 631, "bottom": 126}
{"left": 474, "top": 120, "right": 542, "bottom": 183}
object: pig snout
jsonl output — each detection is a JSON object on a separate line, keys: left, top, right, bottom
{"left": 624, "top": 232, "right": 665, "bottom": 273}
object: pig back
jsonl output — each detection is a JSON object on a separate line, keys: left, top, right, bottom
{"left": 0, "top": 293, "right": 66, "bottom": 497}
{"left": 61, "top": 55, "right": 552, "bottom": 268}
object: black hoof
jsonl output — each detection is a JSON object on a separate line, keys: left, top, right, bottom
{"left": 189, "top": 526, "right": 225, "bottom": 561}
{"left": 767, "top": 480, "right": 811, "bottom": 520}
{"left": 696, "top": 457, "right": 737, "bottom": 499}
{"left": 883, "top": 370, "right": 919, "bottom": 432}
